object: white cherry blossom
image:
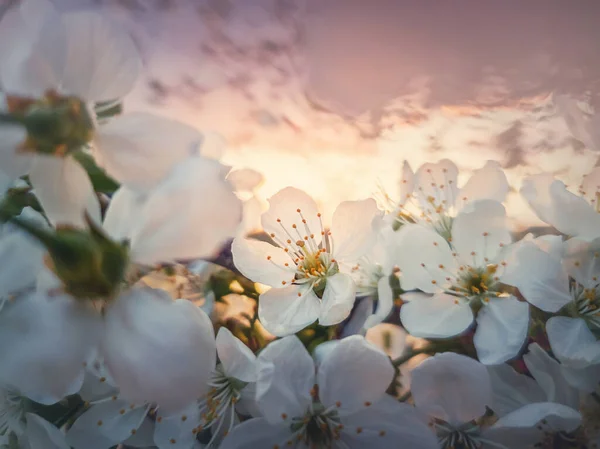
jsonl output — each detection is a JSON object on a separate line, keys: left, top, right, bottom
{"left": 220, "top": 335, "right": 439, "bottom": 449}
{"left": 386, "top": 159, "right": 509, "bottom": 240}
{"left": 232, "top": 187, "right": 381, "bottom": 336}
{"left": 521, "top": 167, "right": 600, "bottom": 241}
{"left": 412, "top": 352, "right": 582, "bottom": 449}
{"left": 394, "top": 199, "right": 529, "bottom": 364}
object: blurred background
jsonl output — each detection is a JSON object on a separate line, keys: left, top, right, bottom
{"left": 10, "top": 0, "right": 600, "bottom": 230}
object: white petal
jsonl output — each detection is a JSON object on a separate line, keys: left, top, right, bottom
{"left": 318, "top": 335, "right": 394, "bottom": 415}
{"left": 365, "top": 323, "right": 408, "bottom": 360}
{"left": 0, "top": 209, "right": 46, "bottom": 297}
{"left": 219, "top": 419, "right": 293, "bottom": 449}
{"left": 129, "top": 156, "right": 242, "bottom": 264}
{"left": 95, "top": 113, "right": 203, "bottom": 192}
{"left": 0, "top": 0, "right": 66, "bottom": 96}
{"left": 78, "top": 363, "right": 118, "bottom": 403}
{"left": 562, "top": 237, "right": 600, "bottom": 288}
{"left": 330, "top": 199, "right": 381, "bottom": 262}
{"left": 231, "top": 237, "right": 294, "bottom": 287}
{"left": 493, "top": 402, "right": 582, "bottom": 433}
{"left": 102, "top": 187, "right": 146, "bottom": 241}
{"left": 66, "top": 399, "right": 149, "bottom": 449}
{"left": 216, "top": 327, "right": 257, "bottom": 382}
{"left": 0, "top": 292, "right": 100, "bottom": 404}
{"left": 102, "top": 287, "right": 216, "bottom": 413}
{"left": 393, "top": 224, "right": 456, "bottom": 293}
{"left": 26, "top": 413, "right": 69, "bottom": 449}
{"left": 400, "top": 293, "right": 473, "bottom": 338}
{"left": 473, "top": 297, "right": 529, "bottom": 365}
{"left": 452, "top": 199, "right": 511, "bottom": 266}
{"left": 363, "top": 276, "right": 394, "bottom": 329}
{"left": 457, "top": 161, "right": 509, "bottom": 207}
{"left": 398, "top": 160, "right": 415, "bottom": 205}
{"left": 414, "top": 159, "right": 459, "bottom": 210}
{"left": 153, "top": 402, "right": 200, "bottom": 449}
{"left": 548, "top": 180, "right": 600, "bottom": 240}
{"left": 261, "top": 187, "right": 323, "bottom": 249}
{"left": 29, "top": 155, "right": 101, "bottom": 228}
{"left": 227, "top": 168, "right": 264, "bottom": 193}
{"left": 0, "top": 125, "right": 30, "bottom": 179}
{"left": 59, "top": 11, "right": 141, "bottom": 101}
{"left": 523, "top": 343, "right": 580, "bottom": 408}
{"left": 319, "top": 273, "right": 356, "bottom": 326}
{"left": 546, "top": 316, "right": 600, "bottom": 368}
{"left": 520, "top": 173, "right": 558, "bottom": 225}
{"left": 340, "top": 398, "right": 439, "bottom": 449}
{"left": 487, "top": 363, "right": 546, "bottom": 417}
{"left": 500, "top": 242, "right": 570, "bottom": 312}
{"left": 255, "top": 336, "right": 315, "bottom": 424}
{"left": 411, "top": 352, "right": 492, "bottom": 424}
{"left": 257, "top": 285, "right": 321, "bottom": 337}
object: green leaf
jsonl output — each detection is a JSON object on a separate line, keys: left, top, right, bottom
{"left": 71, "top": 150, "right": 120, "bottom": 194}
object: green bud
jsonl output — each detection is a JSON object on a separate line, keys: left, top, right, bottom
{"left": 4, "top": 90, "right": 94, "bottom": 157}
{"left": 9, "top": 214, "right": 128, "bottom": 300}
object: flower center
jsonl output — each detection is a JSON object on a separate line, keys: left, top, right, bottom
{"left": 570, "top": 283, "right": 600, "bottom": 330}
{"left": 289, "top": 401, "right": 342, "bottom": 447}
{"left": 0, "top": 389, "right": 26, "bottom": 438}
{"left": 432, "top": 419, "right": 483, "bottom": 449}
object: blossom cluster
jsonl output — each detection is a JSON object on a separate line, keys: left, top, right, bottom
{"left": 0, "top": 1, "right": 598, "bottom": 449}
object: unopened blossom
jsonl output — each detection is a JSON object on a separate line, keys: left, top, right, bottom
{"left": 503, "top": 236, "right": 600, "bottom": 331}
{"left": 0, "top": 155, "right": 239, "bottom": 409}
{"left": 220, "top": 335, "right": 439, "bottom": 449}
{"left": 385, "top": 159, "right": 509, "bottom": 239}
{"left": 232, "top": 187, "right": 381, "bottom": 336}
{"left": 412, "top": 352, "right": 582, "bottom": 449}
{"left": 521, "top": 167, "right": 600, "bottom": 241}
{"left": 394, "top": 199, "right": 529, "bottom": 364}
{"left": 0, "top": 0, "right": 209, "bottom": 227}
{"left": 488, "top": 343, "right": 599, "bottom": 448}
{"left": 68, "top": 327, "right": 257, "bottom": 449}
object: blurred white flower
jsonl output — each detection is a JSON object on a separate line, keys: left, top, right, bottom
{"left": 521, "top": 167, "right": 600, "bottom": 241}
{"left": 232, "top": 187, "right": 381, "bottom": 336}
{"left": 220, "top": 335, "right": 439, "bottom": 449}
{"left": 386, "top": 159, "right": 509, "bottom": 240}
{"left": 68, "top": 327, "right": 257, "bottom": 449}
{"left": 394, "top": 199, "right": 529, "bottom": 364}
{"left": 412, "top": 352, "right": 581, "bottom": 449}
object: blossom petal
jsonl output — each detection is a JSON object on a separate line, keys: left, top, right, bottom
{"left": 473, "top": 297, "right": 529, "bottom": 365}
{"left": 330, "top": 199, "right": 381, "bottom": 261}
{"left": 219, "top": 419, "right": 293, "bottom": 449}
{"left": 227, "top": 168, "right": 264, "bottom": 193}
{"left": 255, "top": 336, "right": 315, "bottom": 424}
{"left": 546, "top": 316, "right": 600, "bottom": 368}
{"left": 487, "top": 363, "right": 546, "bottom": 417}
{"left": 261, "top": 187, "right": 322, "bottom": 249}
{"left": 398, "top": 160, "right": 415, "bottom": 205}
{"left": 153, "top": 402, "right": 200, "bottom": 449}
{"left": 102, "top": 187, "right": 146, "bottom": 241}
{"left": 452, "top": 199, "right": 511, "bottom": 266}
{"left": 520, "top": 173, "right": 557, "bottom": 225}
{"left": 129, "top": 156, "right": 242, "bottom": 264}
{"left": 258, "top": 285, "right": 320, "bottom": 337}
{"left": 94, "top": 113, "right": 203, "bottom": 192}
{"left": 231, "top": 237, "right": 294, "bottom": 287}
{"left": 319, "top": 273, "right": 356, "bottom": 326}
{"left": 0, "top": 125, "right": 30, "bottom": 179}
{"left": 492, "top": 402, "right": 582, "bottom": 434}
{"left": 501, "top": 242, "right": 570, "bottom": 312}
{"left": 216, "top": 327, "right": 257, "bottom": 382}
{"left": 414, "top": 159, "right": 459, "bottom": 210}
{"left": 400, "top": 293, "right": 473, "bottom": 338}
{"left": 411, "top": 352, "right": 492, "bottom": 424}
{"left": 59, "top": 11, "right": 141, "bottom": 101}
{"left": 341, "top": 398, "right": 439, "bottom": 449}
{"left": 363, "top": 276, "right": 394, "bottom": 329}
{"left": 393, "top": 224, "right": 455, "bottom": 293}
{"left": 26, "top": 413, "right": 69, "bottom": 449}
{"left": 457, "top": 161, "right": 509, "bottom": 208}
{"left": 523, "top": 343, "right": 580, "bottom": 408}
{"left": 0, "top": 0, "right": 66, "bottom": 96}
{"left": 318, "top": 335, "right": 394, "bottom": 415}
{"left": 562, "top": 237, "right": 600, "bottom": 288}
{"left": 548, "top": 180, "right": 600, "bottom": 240}
{"left": 66, "top": 399, "right": 149, "bottom": 449}
{"left": 101, "top": 287, "right": 216, "bottom": 413}
{"left": 29, "top": 155, "right": 101, "bottom": 228}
